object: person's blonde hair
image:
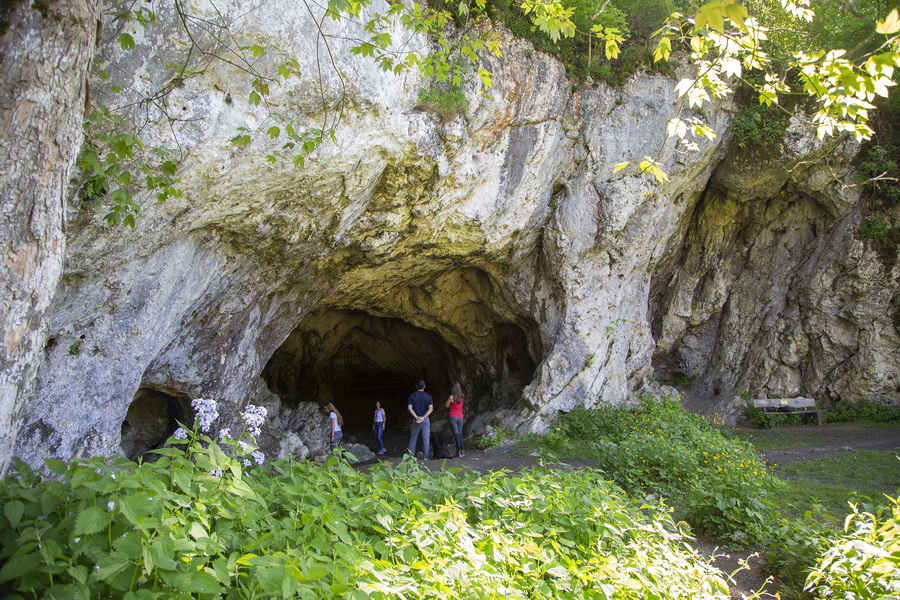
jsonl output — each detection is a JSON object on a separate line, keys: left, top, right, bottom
{"left": 324, "top": 402, "right": 344, "bottom": 426}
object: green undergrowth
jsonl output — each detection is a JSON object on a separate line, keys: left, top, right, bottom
{"left": 0, "top": 449, "right": 731, "bottom": 599}
{"left": 518, "top": 395, "right": 900, "bottom": 599}
{"left": 825, "top": 400, "right": 900, "bottom": 425}
{"left": 521, "top": 395, "right": 780, "bottom": 542}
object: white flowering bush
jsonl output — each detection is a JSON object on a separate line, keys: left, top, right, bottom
{"left": 171, "top": 398, "right": 267, "bottom": 472}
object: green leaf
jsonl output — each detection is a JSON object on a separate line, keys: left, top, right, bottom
{"left": 189, "top": 570, "right": 224, "bottom": 594}
{"left": 267, "top": 126, "right": 281, "bottom": 139}
{"left": 91, "top": 553, "right": 131, "bottom": 582}
{"left": 248, "top": 91, "right": 261, "bottom": 107}
{"left": 231, "top": 134, "right": 252, "bottom": 148}
{"left": 227, "top": 477, "right": 257, "bottom": 499}
{"left": 74, "top": 506, "right": 112, "bottom": 536}
{"left": 44, "top": 459, "right": 68, "bottom": 475}
{"left": 4, "top": 501, "right": 25, "bottom": 528}
{"left": 118, "top": 33, "right": 135, "bottom": 51}
{"left": 0, "top": 552, "right": 38, "bottom": 583}
{"left": 653, "top": 37, "right": 671, "bottom": 63}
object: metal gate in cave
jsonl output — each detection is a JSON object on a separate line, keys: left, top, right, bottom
{"left": 329, "top": 345, "right": 409, "bottom": 431}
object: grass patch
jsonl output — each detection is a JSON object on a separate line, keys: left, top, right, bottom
{"left": 776, "top": 478, "right": 888, "bottom": 520}
{"left": 730, "top": 427, "right": 838, "bottom": 451}
{"left": 732, "top": 423, "right": 900, "bottom": 450}
{"left": 774, "top": 450, "right": 899, "bottom": 503}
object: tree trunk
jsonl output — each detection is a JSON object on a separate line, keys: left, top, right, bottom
{"left": 0, "top": 0, "right": 99, "bottom": 476}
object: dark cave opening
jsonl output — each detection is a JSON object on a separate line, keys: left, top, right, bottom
{"left": 261, "top": 307, "right": 539, "bottom": 433}
{"left": 120, "top": 388, "right": 190, "bottom": 460}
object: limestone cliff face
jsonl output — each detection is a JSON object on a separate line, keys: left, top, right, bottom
{"left": 12, "top": 1, "right": 898, "bottom": 465}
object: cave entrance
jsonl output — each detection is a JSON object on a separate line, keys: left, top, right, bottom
{"left": 120, "top": 388, "right": 190, "bottom": 460}
{"left": 262, "top": 297, "right": 540, "bottom": 436}
{"left": 329, "top": 344, "right": 408, "bottom": 430}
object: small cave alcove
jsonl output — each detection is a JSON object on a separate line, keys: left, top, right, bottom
{"left": 120, "top": 388, "right": 191, "bottom": 460}
{"left": 261, "top": 307, "right": 539, "bottom": 433}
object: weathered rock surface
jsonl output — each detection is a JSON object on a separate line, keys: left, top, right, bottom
{"left": 11, "top": 1, "right": 899, "bottom": 466}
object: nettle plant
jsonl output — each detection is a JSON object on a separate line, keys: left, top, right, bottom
{"left": 0, "top": 398, "right": 270, "bottom": 599}
{"left": 0, "top": 394, "right": 738, "bottom": 599}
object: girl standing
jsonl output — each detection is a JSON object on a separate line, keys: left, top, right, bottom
{"left": 324, "top": 402, "right": 343, "bottom": 453}
{"left": 445, "top": 381, "right": 465, "bottom": 457}
{"left": 373, "top": 401, "right": 387, "bottom": 455}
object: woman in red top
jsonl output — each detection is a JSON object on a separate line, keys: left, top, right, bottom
{"left": 445, "top": 381, "right": 465, "bottom": 457}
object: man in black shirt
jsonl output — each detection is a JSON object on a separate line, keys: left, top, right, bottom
{"left": 407, "top": 379, "right": 433, "bottom": 460}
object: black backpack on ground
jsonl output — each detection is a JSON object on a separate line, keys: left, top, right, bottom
{"left": 431, "top": 433, "right": 451, "bottom": 459}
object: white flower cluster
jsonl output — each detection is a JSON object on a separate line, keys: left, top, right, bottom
{"left": 191, "top": 397, "right": 219, "bottom": 433}
{"left": 241, "top": 404, "right": 267, "bottom": 439}
{"left": 218, "top": 428, "right": 231, "bottom": 440}
{"left": 251, "top": 450, "right": 266, "bottom": 466}
{"left": 173, "top": 427, "right": 188, "bottom": 440}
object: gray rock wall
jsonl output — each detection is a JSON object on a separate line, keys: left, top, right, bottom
{"left": 11, "top": 0, "right": 898, "bottom": 466}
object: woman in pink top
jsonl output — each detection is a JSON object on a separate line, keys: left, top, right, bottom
{"left": 445, "top": 381, "right": 465, "bottom": 457}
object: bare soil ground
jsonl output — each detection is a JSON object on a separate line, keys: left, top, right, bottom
{"left": 362, "top": 424, "right": 900, "bottom": 599}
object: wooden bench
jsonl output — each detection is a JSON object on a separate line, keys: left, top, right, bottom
{"left": 752, "top": 398, "right": 826, "bottom": 427}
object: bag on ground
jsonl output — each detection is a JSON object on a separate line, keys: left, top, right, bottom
{"left": 431, "top": 433, "right": 451, "bottom": 459}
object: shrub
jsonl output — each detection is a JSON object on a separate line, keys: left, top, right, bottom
{"left": 416, "top": 85, "right": 467, "bottom": 120}
{"left": 806, "top": 495, "right": 900, "bottom": 599}
{"left": 858, "top": 216, "right": 890, "bottom": 239}
{"left": 760, "top": 507, "right": 838, "bottom": 599}
{"left": 732, "top": 102, "right": 788, "bottom": 149}
{"left": 0, "top": 445, "right": 733, "bottom": 598}
{"left": 532, "top": 396, "right": 780, "bottom": 541}
{"left": 478, "top": 426, "right": 511, "bottom": 449}
{"left": 825, "top": 399, "right": 900, "bottom": 424}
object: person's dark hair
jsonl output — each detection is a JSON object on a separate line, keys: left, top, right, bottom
{"left": 450, "top": 381, "right": 464, "bottom": 404}
{"left": 417, "top": 380, "right": 426, "bottom": 389}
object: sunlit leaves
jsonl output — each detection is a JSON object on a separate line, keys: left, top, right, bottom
{"left": 520, "top": 0, "right": 577, "bottom": 42}
{"left": 639, "top": 157, "right": 669, "bottom": 183}
{"left": 591, "top": 25, "right": 625, "bottom": 60}
{"left": 633, "top": 0, "right": 900, "bottom": 185}
{"left": 694, "top": 0, "right": 748, "bottom": 33}
{"left": 780, "top": 0, "right": 814, "bottom": 22}
{"left": 653, "top": 36, "right": 672, "bottom": 63}
{"left": 877, "top": 9, "right": 900, "bottom": 35}
{"left": 667, "top": 117, "right": 688, "bottom": 139}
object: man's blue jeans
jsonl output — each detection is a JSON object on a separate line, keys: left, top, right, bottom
{"left": 408, "top": 417, "right": 430, "bottom": 458}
